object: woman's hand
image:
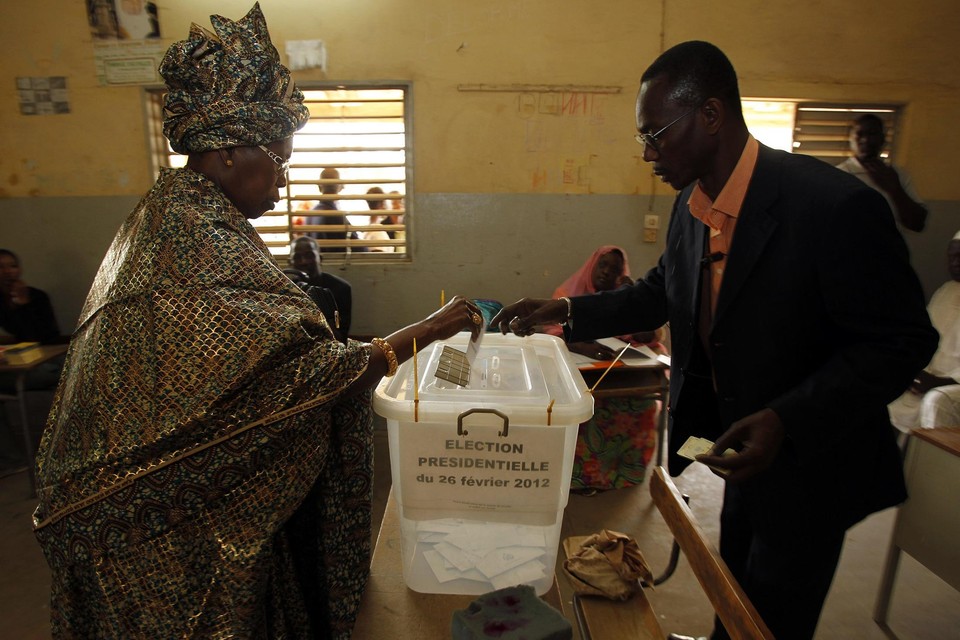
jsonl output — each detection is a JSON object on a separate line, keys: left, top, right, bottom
{"left": 491, "top": 298, "right": 567, "bottom": 337}
{"left": 383, "top": 296, "right": 484, "bottom": 369}
{"left": 417, "top": 296, "right": 485, "bottom": 344}
{"left": 349, "top": 296, "right": 485, "bottom": 394}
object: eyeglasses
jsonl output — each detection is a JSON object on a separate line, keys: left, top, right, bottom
{"left": 635, "top": 103, "right": 701, "bottom": 153}
{"left": 257, "top": 145, "right": 290, "bottom": 176}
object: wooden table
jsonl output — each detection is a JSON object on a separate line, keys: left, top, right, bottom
{"left": 874, "top": 426, "right": 960, "bottom": 627}
{"left": 578, "top": 361, "right": 670, "bottom": 466}
{"left": 352, "top": 488, "right": 565, "bottom": 639}
{"left": 0, "top": 344, "right": 67, "bottom": 496}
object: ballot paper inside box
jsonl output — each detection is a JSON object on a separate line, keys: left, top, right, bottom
{"left": 373, "top": 332, "right": 593, "bottom": 595}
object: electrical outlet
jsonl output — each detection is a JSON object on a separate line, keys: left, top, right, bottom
{"left": 644, "top": 214, "right": 660, "bottom": 229}
{"left": 643, "top": 228, "right": 658, "bottom": 243}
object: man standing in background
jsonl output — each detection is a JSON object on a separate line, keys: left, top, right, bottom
{"left": 306, "top": 166, "right": 363, "bottom": 250}
{"left": 837, "top": 114, "right": 927, "bottom": 232}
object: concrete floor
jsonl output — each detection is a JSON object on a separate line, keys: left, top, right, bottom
{"left": 2, "top": 415, "right": 958, "bottom": 638}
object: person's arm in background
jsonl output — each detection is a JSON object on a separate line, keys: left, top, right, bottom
{"left": 910, "top": 370, "right": 958, "bottom": 394}
{"left": 860, "top": 158, "right": 928, "bottom": 232}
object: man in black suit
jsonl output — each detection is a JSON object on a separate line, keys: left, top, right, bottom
{"left": 289, "top": 236, "right": 352, "bottom": 342}
{"left": 492, "top": 41, "right": 937, "bottom": 640}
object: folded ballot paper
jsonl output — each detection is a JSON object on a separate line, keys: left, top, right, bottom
{"left": 433, "top": 321, "right": 487, "bottom": 388}
{"left": 677, "top": 436, "right": 737, "bottom": 476}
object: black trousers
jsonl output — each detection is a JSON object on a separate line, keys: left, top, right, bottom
{"left": 710, "top": 481, "right": 846, "bottom": 640}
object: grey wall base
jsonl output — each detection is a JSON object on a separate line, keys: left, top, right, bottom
{"left": 2, "top": 193, "right": 957, "bottom": 339}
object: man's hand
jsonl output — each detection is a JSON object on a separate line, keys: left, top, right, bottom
{"left": 860, "top": 157, "right": 928, "bottom": 232}
{"left": 860, "top": 158, "right": 901, "bottom": 194}
{"left": 490, "top": 298, "right": 567, "bottom": 337}
{"left": 695, "top": 408, "right": 786, "bottom": 483}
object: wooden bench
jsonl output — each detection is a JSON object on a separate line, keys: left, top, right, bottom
{"left": 565, "top": 466, "right": 774, "bottom": 640}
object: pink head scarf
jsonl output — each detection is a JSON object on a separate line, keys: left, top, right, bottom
{"left": 544, "top": 246, "right": 630, "bottom": 337}
{"left": 553, "top": 245, "right": 631, "bottom": 298}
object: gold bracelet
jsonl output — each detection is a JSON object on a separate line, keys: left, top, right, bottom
{"left": 372, "top": 337, "right": 398, "bottom": 377}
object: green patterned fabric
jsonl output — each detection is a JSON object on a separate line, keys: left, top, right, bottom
{"left": 571, "top": 395, "right": 659, "bottom": 490}
{"left": 160, "top": 3, "right": 309, "bottom": 154}
{"left": 34, "top": 168, "right": 374, "bottom": 638}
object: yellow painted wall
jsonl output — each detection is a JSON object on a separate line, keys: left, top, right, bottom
{"left": 2, "top": 0, "right": 958, "bottom": 200}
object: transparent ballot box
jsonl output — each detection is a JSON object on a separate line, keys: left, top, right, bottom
{"left": 373, "top": 332, "right": 593, "bottom": 595}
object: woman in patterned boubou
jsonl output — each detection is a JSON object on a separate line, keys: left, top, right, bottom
{"left": 32, "top": 5, "right": 483, "bottom": 639}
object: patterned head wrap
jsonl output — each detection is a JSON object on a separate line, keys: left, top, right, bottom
{"left": 159, "top": 3, "right": 309, "bottom": 154}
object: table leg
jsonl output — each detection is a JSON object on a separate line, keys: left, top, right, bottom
{"left": 655, "top": 375, "right": 668, "bottom": 468}
{"left": 14, "top": 374, "right": 37, "bottom": 497}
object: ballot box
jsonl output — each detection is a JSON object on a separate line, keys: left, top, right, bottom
{"left": 373, "top": 332, "right": 593, "bottom": 595}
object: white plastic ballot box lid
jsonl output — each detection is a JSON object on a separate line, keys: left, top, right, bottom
{"left": 373, "top": 332, "right": 593, "bottom": 426}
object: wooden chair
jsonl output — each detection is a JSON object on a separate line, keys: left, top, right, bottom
{"left": 567, "top": 466, "right": 774, "bottom": 640}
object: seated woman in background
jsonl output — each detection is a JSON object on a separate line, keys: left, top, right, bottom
{"left": 544, "top": 245, "right": 664, "bottom": 359}
{"left": 544, "top": 245, "right": 667, "bottom": 492}
{"left": 0, "top": 248, "right": 61, "bottom": 345}
{"left": 0, "top": 248, "right": 65, "bottom": 477}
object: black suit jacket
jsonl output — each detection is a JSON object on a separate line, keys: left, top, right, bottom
{"left": 568, "top": 144, "right": 937, "bottom": 529}
{"left": 307, "top": 272, "right": 352, "bottom": 340}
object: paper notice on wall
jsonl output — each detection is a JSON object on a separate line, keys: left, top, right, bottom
{"left": 286, "top": 40, "right": 327, "bottom": 71}
{"left": 17, "top": 77, "right": 70, "bottom": 115}
{"left": 94, "top": 41, "right": 164, "bottom": 85}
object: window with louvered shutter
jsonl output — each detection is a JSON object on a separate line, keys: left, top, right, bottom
{"left": 145, "top": 83, "right": 410, "bottom": 263}
{"left": 743, "top": 99, "right": 903, "bottom": 166}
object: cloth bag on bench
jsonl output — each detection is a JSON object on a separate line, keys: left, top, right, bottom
{"left": 563, "top": 529, "right": 653, "bottom": 600}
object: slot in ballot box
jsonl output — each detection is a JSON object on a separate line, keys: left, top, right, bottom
{"left": 373, "top": 332, "right": 593, "bottom": 595}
